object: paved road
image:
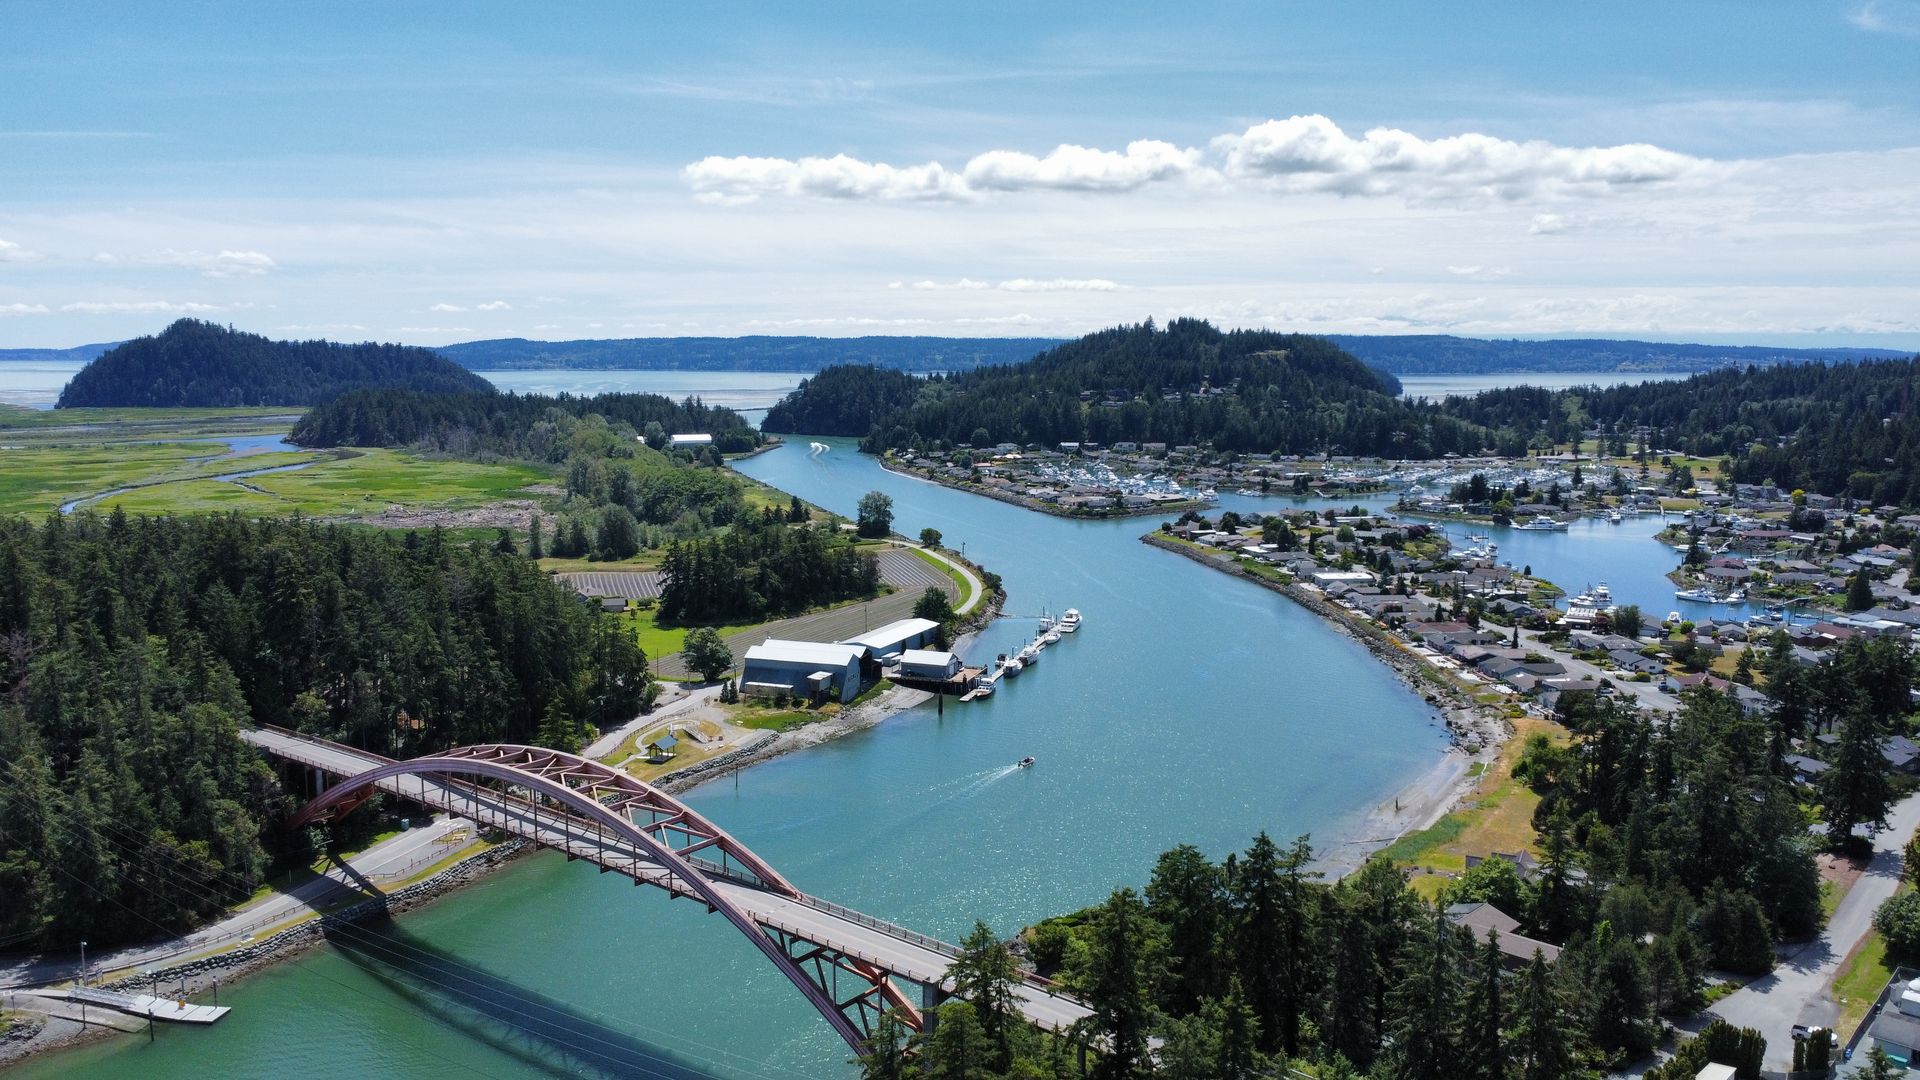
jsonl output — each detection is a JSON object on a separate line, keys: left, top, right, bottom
{"left": 240, "top": 728, "right": 1091, "bottom": 1036}
{"left": 1515, "top": 625, "right": 1682, "bottom": 714}
{"left": 1704, "top": 790, "right": 1920, "bottom": 1070}
{"left": 0, "top": 816, "right": 466, "bottom": 990}
{"left": 581, "top": 682, "right": 724, "bottom": 759}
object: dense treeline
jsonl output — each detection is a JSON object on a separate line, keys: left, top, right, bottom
{"left": 881, "top": 685, "right": 1862, "bottom": 1079}
{"left": 1330, "top": 334, "right": 1904, "bottom": 376}
{"left": 658, "top": 512, "right": 881, "bottom": 623}
{"left": 765, "top": 320, "right": 1492, "bottom": 458}
{"left": 434, "top": 335, "right": 1061, "bottom": 372}
{"left": 0, "top": 512, "right": 651, "bottom": 946}
{"left": 761, "top": 365, "right": 924, "bottom": 436}
{"left": 57, "top": 319, "right": 492, "bottom": 408}
{"left": 292, "top": 387, "right": 762, "bottom": 456}
{"left": 1437, "top": 357, "right": 1920, "bottom": 501}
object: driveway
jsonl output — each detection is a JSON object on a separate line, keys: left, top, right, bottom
{"left": 1702, "top": 790, "right": 1920, "bottom": 1071}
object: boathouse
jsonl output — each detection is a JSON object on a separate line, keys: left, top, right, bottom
{"left": 896, "top": 649, "right": 961, "bottom": 681}
{"left": 740, "top": 640, "right": 865, "bottom": 703}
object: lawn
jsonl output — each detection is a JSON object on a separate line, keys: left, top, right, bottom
{"left": 622, "top": 605, "right": 768, "bottom": 665}
{"left": 1833, "top": 924, "right": 1897, "bottom": 1038}
{"left": 91, "top": 448, "right": 553, "bottom": 517}
{"left": 0, "top": 404, "right": 299, "bottom": 433}
{"left": 1379, "top": 715, "right": 1564, "bottom": 882}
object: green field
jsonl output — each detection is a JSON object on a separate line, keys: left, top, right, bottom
{"left": 85, "top": 448, "right": 553, "bottom": 518}
{"left": 0, "top": 403, "right": 300, "bottom": 435}
{"left": 0, "top": 442, "right": 340, "bottom": 515}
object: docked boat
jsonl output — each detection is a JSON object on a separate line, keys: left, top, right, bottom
{"left": 1514, "top": 514, "right": 1569, "bottom": 531}
{"left": 1236, "top": 487, "right": 1261, "bottom": 497}
{"left": 1058, "top": 608, "right": 1082, "bottom": 633}
{"left": 1608, "top": 510, "right": 1624, "bottom": 524}
{"left": 1043, "top": 629, "right": 1062, "bottom": 645}
{"left": 1017, "top": 756, "right": 1035, "bottom": 768}
{"left": 998, "top": 653, "right": 1023, "bottom": 677}
{"left": 1018, "top": 644, "right": 1040, "bottom": 667}
{"left": 1674, "top": 586, "right": 1718, "bottom": 603}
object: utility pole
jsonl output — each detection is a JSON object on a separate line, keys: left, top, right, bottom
{"left": 77, "top": 940, "right": 87, "bottom": 1029}
{"left": 144, "top": 969, "right": 155, "bottom": 1042}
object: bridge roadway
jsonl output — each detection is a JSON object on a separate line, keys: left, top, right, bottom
{"left": 240, "top": 728, "right": 1091, "bottom": 1038}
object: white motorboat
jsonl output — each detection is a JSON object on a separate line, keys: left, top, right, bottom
{"left": 1058, "top": 608, "right": 1082, "bottom": 633}
{"left": 1674, "top": 586, "right": 1718, "bottom": 603}
{"left": 1608, "top": 510, "right": 1623, "bottom": 524}
{"left": 1514, "top": 513, "right": 1569, "bottom": 531}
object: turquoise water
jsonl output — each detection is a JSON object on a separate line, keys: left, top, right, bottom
{"left": 24, "top": 438, "right": 1450, "bottom": 1079}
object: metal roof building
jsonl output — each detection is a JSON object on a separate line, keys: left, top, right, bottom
{"left": 838, "top": 618, "right": 940, "bottom": 660}
{"left": 741, "top": 640, "right": 866, "bottom": 703}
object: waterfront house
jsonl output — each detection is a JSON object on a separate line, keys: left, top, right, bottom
{"left": 1608, "top": 649, "right": 1666, "bottom": 676}
{"left": 1444, "top": 902, "right": 1561, "bottom": 967}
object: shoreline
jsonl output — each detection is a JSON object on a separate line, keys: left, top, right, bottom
{"left": 1138, "top": 532, "right": 1510, "bottom": 878}
{"left": 0, "top": 840, "right": 530, "bottom": 1072}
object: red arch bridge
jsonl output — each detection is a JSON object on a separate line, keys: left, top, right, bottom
{"left": 242, "top": 727, "right": 1090, "bottom": 1053}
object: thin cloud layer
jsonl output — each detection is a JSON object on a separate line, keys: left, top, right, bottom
{"left": 95, "top": 249, "right": 277, "bottom": 278}
{"left": 0, "top": 238, "right": 42, "bottom": 263}
{"left": 889, "top": 278, "right": 1120, "bottom": 292}
{"left": 684, "top": 115, "right": 1711, "bottom": 204}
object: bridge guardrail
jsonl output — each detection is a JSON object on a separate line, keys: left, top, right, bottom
{"left": 791, "top": 893, "right": 963, "bottom": 960}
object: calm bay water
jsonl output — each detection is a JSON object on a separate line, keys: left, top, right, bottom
{"left": 0, "top": 361, "right": 84, "bottom": 407}
{"left": 27, "top": 438, "right": 1450, "bottom": 1080}
{"left": 1395, "top": 370, "right": 1685, "bottom": 400}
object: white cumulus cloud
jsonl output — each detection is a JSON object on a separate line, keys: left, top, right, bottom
{"left": 1528, "top": 213, "right": 1568, "bottom": 235}
{"left": 429, "top": 302, "right": 466, "bottom": 312}
{"left": 0, "top": 302, "right": 49, "bottom": 316}
{"left": 476, "top": 300, "right": 512, "bottom": 311}
{"left": 1212, "top": 115, "right": 1710, "bottom": 199}
{"left": 690, "top": 115, "right": 1712, "bottom": 205}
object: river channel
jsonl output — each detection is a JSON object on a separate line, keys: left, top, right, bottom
{"left": 25, "top": 436, "right": 1457, "bottom": 1080}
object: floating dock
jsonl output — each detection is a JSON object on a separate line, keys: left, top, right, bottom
{"left": 66, "top": 987, "right": 232, "bottom": 1024}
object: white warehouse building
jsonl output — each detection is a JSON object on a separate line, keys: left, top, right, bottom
{"left": 837, "top": 618, "right": 941, "bottom": 661}
{"left": 740, "top": 640, "right": 866, "bottom": 703}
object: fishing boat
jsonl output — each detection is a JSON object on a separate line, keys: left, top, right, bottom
{"left": 1017, "top": 756, "right": 1035, "bottom": 768}
{"left": 1058, "top": 608, "right": 1082, "bottom": 633}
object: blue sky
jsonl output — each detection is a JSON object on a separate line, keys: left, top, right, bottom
{"left": 3, "top": 1, "right": 1918, "bottom": 346}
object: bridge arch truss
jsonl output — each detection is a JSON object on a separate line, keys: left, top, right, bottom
{"left": 284, "top": 741, "right": 922, "bottom": 1051}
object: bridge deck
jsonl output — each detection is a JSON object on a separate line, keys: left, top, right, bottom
{"left": 242, "top": 728, "right": 1090, "bottom": 1035}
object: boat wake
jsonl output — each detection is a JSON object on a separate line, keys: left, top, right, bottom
{"left": 808, "top": 441, "right": 830, "bottom": 456}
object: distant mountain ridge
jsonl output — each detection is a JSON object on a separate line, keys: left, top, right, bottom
{"left": 1325, "top": 334, "right": 1908, "bottom": 375}
{"left": 0, "top": 342, "right": 119, "bottom": 364}
{"left": 434, "top": 335, "right": 1065, "bottom": 372}
{"left": 57, "top": 320, "right": 493, "bottom": 408}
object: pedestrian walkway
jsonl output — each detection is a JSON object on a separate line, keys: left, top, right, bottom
{"left": 66, "top": 986, "right": 231, "bottom": 1024}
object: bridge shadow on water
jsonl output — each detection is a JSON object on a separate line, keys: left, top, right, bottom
{"left": 323, "top": 915, "right": 751, "bottom": 1080}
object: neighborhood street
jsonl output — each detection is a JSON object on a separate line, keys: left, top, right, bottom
{"left": 1704, "top": 790, "right": 1920, "bottom": 1071}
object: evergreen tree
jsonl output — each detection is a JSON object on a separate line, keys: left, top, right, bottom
{"left": 1232, "top": 833, "right": 1319, "bottom": 1056}
{"left": 1145, "top": 843, "right": 1226, "bottom": 1014}
{"left": 1458, "top": 932, "right": 1506, "bottom": 1080}
{"left": 1510, "top": 951, "right": 1577, "bottom": 1080}
{"left": 1214, "top": 978, "right": 1264, "bottom": 1080}
{"left": 1846, "top": 569, "right": 1875, "bottom": 612}
{"left": 1382, "top": 907, "right": 1461, "bottom": 1080}
{"left": 527, "top": 514, "right": 544, "bottom": 559}
{"left": 948, "top": 921, "right": 1019, "bottom": 1067}
{"left": 853, "top": 1009, "right": 914, "bottom": 1080}
{"left": 921, "top": 1001, "right": 988, "bottom": 1080}
{"left": 1084, "top": 888, "right": 1155, "bottom": 1079}
{"left": 1820, "top": 698, "right": 1897, "bottom": 847}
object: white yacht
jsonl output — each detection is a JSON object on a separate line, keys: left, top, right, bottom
{"left": 1058, "top": 608, "right": 1082, "bottom": 633}
{"left": 1514, "top": 514, "right": 1569, "bottom": 531}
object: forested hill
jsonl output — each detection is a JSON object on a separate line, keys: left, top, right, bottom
{"left": 292, "top": 387, "right": 763, "bottom": 455}
{"left": 761, "top": 365, "right": 924, "bottom": 436}
{"left": 56, "top": 320, "right": 493, "bottom": 407}
{"left": 435, "top": 335, "right": 1062, "bottom": 372}
{"left": 1440, "top": 356, "right": 1920, "bottom": 503}
{"left": 775, "top": 319, "right": 1495, "bottom": 458}
{"left": 1328, "top": 334, "right": 1907, "bottom": 375}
